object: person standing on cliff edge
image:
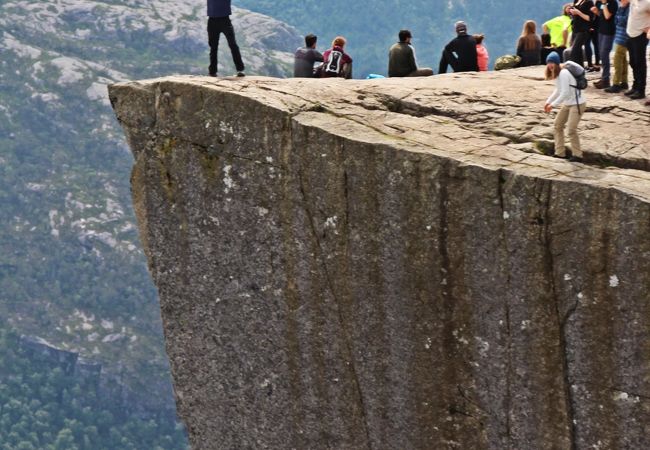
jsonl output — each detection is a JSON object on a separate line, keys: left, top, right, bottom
{"left": 207, "top": 0, "right": 245, "bottom": 77}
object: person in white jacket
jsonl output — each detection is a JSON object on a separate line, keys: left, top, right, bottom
{"left": 625, "top": 0, "right": 650, "bottom": 99}
{"left": 543, "top": 52, "right": 587, "bottom": 162}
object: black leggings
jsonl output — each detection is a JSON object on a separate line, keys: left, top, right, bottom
{"left": 208, "top": 17, "right": 245, "bottom": 75}
{"left": 570, "top": 31, "right": 590, "bottom": 67}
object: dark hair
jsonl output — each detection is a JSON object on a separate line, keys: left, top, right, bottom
{"left": 398, "top": 29, "right": 412, "bottom": 42}
{"left": 473, "top": 34, "right": 485, "bottom": 45}
{"left": 541, "top": 33, "right": 551, "bottom": 47}
{"left": 305, "top": 33, "right": 317, "bottom": 48}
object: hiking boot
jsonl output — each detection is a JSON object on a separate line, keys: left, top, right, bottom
{"left": 629, "top": 91, "right": 646, "bottom": 99}
{"left": 236, "top": 71, "right": 246, "bottom": 77}
{"left": 593, "top": 79, "right": 610, "bottom": 89}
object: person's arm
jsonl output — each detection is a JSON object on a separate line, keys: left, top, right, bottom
{"left": 438, "top": 51, "right": 449, "bottom": 74}
{"left": 314, "top": 50, "right": 324, "bottom": 63}
{"left": 602, "top": 0, "right": 614, "bottom": 20}
{"left": 407, "top": 46, "right": 418, "bottom": 72}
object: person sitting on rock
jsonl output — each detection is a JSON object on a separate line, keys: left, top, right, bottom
{"left": 438, "top": 21, "right": 479, "bottom": 73}
{"left": 388, "top": 29, "right": 434, "bottom": 77}
{"left": 543, "top": 52, "right": 587, "bottom": 162}
{"left": 543, "top": 4, "right": 574, "bottom": 55}
{"left": 294, "top": 34, "right": 324, "bottom": 78}
{"left": 517, "top": 20, "right": 542, "bottom": 66}
{"left": 474, "top": 34, "right": 489, "bottom": 71}
{"left": 321, "top": 36, "right": 353, "bottom": 79}
{"left": 540, "top": 33, "right": 558, "bottom": 65}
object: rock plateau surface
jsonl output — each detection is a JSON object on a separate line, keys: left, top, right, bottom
{"left": 110, "top": 68, "right": 650, "bottom": 450}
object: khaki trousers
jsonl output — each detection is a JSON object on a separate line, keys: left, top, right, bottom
{"left": 554, "top": 103, "right": 586, "bottom": 157}
{"left": 612, "top": 44, "right": 628, "bottom": 86}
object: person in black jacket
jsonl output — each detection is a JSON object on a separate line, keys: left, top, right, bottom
{"left": 207, "top": 0, "right": 245, "bottom": 77}
{"left": 568, "top": 0, "right": 595, "bottom": 67}
{"left": 438, "top": 21, "right": 479, "bottom": 73}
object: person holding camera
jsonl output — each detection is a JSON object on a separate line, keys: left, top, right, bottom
{"left": 568, "top": 0, "right": 596, "bottom": 67}
{"left": 591, "top": 0, "right": 619, "bottom": 88}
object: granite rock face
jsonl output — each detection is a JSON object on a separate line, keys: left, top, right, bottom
{"left": 109, "top": 68, "right": 650, "bottom": 450}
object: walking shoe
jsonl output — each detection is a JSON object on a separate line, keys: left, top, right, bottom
{"left": 593, "top": 79, "right": 610, "bottom": 89}
{"left": 629, "top": 91, "right": 646, "bottom": 100}
{"left": 569, "top": 156, "right": 583, "bottom": 163}
{"left": 624, "top": 88, "right": 638, "bottom": 96}
{"left": 604, "top": 84, "right": 625, "bottom": 93}
{"left": 619, "top": 82, "right": 629, "bottom": 90}
{"left": 236, "top": 71, "right": 246, "bottom": 77}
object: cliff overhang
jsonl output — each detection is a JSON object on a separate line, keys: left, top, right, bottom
{"left": 109, "top": 69, "right": 650, "bottom": 449}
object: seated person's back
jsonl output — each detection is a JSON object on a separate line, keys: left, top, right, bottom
{"left": 294, "top": 33, "right": 323, "bottom": 78}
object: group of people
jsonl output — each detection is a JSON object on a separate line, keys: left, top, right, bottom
{"left": 292, "top": 21, "right": 486, "bottom": 79}
{"left": 206, "top": 0, "right": 650, "bottom": 163}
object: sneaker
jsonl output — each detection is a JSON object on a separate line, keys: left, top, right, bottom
{"left": 593, "top": 79, "right": 610, "bottom": 89}
{"left": 236, "top": 71, "right": 246, "bottom": 77}
{"left": 629, "top": 91, "right": 646, "bottom": 99}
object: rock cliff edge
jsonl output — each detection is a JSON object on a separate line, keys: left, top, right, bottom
{"left": 109, "top": 69, "right": 650, "bottom": 450}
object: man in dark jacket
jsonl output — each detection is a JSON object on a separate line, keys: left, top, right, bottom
{"left": 294, "top": 34, "right": 324, "bottom": 77}
{"left": 388, "top": 29, "right": 434, "bottom": 77}
{"left": 207, "top": 0, "right": 245, "bottom": 77}
{"left": 438, "top": 21, "right": 479, "bottom": 73}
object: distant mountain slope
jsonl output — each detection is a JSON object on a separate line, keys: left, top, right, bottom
{"left": 236, "top": 0, "right": 565, "bottom": 77}
{"left": 0, "top": 0, "right": 301, "bottom": 432}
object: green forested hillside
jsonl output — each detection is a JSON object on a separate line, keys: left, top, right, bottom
{"left": 236, "top": 0, "right": 566, "bottom": 76}
{"left": 0, "top": 1, "right": 301, "bottom": 447}
{"left": 0, "top": 326, "right": 188, "bottom": 450}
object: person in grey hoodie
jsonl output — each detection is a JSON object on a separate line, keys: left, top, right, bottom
{"left": 207, "top": 0, "right": 245, "bottom": 77}
{"left": 294, "top": 34, "right": 324, "bottom": 77}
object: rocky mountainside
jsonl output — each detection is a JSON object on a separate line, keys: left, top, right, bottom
{"left": 0, "top": 0, "right": 300, "bottom": 427}
{"left": 110, "top": 68, "right": 650, "bottom": 449}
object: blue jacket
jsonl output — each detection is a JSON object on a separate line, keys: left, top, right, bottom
{"left": 614, "top": 5, "right": 630, "bottom": 46}
{"left": 207, "top": 0, "right": 232, "bottom": 18}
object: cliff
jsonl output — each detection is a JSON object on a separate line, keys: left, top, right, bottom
{"left": 109, "top": 68, "right": 650, "bottom": 450}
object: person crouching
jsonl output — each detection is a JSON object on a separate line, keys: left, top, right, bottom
{"left": 543, "top": 52, "right": 587, "bottom": 162}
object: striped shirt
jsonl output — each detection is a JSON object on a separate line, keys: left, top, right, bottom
{"left": 615, "top": 4, "right": 630, "bottom": 46}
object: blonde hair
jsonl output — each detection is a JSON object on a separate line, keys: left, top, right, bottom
{"left": 519, "top": 20, "right": 540, "bottom": 51}
{"left": 332, "top": 36, "right": 346, "bottom": 48}
{"left": 545, "top": 63, "right": 561, "bottom": 80}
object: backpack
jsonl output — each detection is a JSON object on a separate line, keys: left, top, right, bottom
{"left": 494, "top": 54, "right": 521, "bottom": 71}
{"left": 323, "top": 50, "right": 343, "bottom": 77}
{"left": 563, "top": 63, "right": 587, "bottom": 113}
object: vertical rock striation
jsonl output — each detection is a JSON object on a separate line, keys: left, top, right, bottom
{"left": 109, "top": 70, "right": 650, "bottom": 449}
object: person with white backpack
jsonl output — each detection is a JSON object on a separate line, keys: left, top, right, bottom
{"left": 543, "top": 52, "right": 588, "bottom": 162}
